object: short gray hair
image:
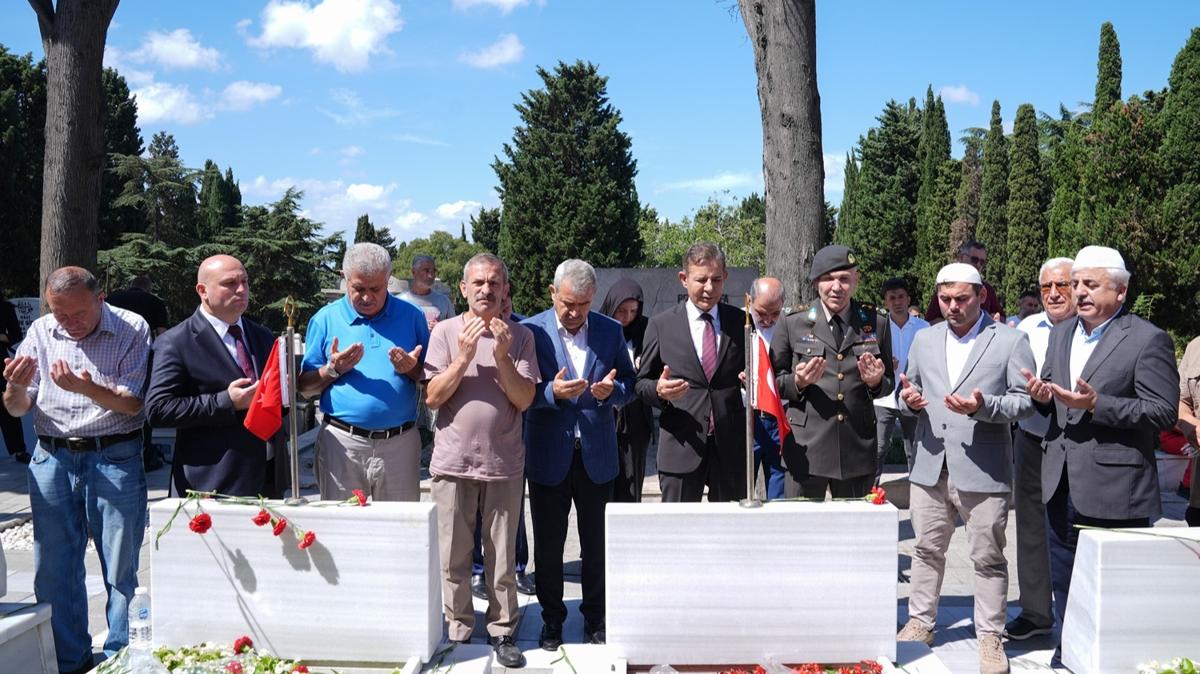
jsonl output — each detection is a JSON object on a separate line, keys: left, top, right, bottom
{"left": 462, "top": 252, "right": 509, "bottom": 284}
{"left": 553, "top": 259, "right": 596, "bottom": 294}
{"left": 343, "top": 242, "right": 392, "bottom": 278}
{"left": 1039, "top": 257, "right": 1074, "bottom": 279}
{"left": 411, "top": 255, "right": 435, "bottom": 271}
{"left": 46, "top": 267, "right": 99, "bottom": 295}
{"left": 748, "top": 277, "right": 784, "bottom": 304}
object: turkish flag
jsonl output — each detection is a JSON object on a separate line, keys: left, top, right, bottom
{"left": 244, "top": 336, "right": 289, "bottom": 441}
{"left": 752, "top": 333, "right": 790, "bottom": 454}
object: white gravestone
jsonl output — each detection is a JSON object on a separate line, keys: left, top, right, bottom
{"left": 606, "top": 501, "right": 898, "bottom": 665}
{"left": 151, "top": 499, "right": 441, "bottom": 667}
{"left": 1063, "top": 527, "right": 1200, "bottom": 674}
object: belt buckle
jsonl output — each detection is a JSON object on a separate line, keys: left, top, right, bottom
{"left": 65, "top": 437, "right": 93, "bottom": 452}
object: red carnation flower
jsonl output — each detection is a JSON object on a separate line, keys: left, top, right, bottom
{"left": 353, "top": 489, "right": 367, "bottom": 506}
{"left": 226, "top": 661, "right": 244, "bottom": 673}
{"left": 252, "top": 509, "right": 271, "bottom": 526}
{"left": 866, "top": 486, "right": 888, "bottom": 505}
{"left": 233, "top": 635, "right": 254, "bottom": 654}
{"left": 292, "top": 665, "right": 310, "bottom": 672}
{"left": 298, "top": 530, "right": 316, "bottom": 550}
{"left": 272, "top": 518, "right": 288, "bottom": 536}
{"left": 188, "top": 513, "right": 213, "bottom": 534}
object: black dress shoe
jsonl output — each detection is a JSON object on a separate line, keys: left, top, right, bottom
{"left": 12, "top": 450, "right": 31, "bottom": 465}
{"left": 489, "top": 635, "right": 526, "bottom": 668}
{"left": 143, "top": 453, "right": 164, "bottom": 471}
{"left": 515, "top": 572, "right": 536, "bottom": 596}
{"left": 584, "top": 621, "right": 606, "bottom": 645}
{"left": 471, "top": 573, "right": 488, "bottom": 601}
{"left": 539, "top": 622, "right": 563, "bottom": 651}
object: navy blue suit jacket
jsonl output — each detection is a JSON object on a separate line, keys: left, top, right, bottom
{"left": 521, "top": 309, "right": 636, "bottom": 486}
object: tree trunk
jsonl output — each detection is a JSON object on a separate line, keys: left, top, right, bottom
{"left": 30, "top": 0, "right": 119, "bottom": 289}
{"left": 739, "top": 0, "right": 824, "bottom": 306}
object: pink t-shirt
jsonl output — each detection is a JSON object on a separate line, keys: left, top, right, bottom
{"left": 423, "top": 313, "right": 540, "bottom": 480}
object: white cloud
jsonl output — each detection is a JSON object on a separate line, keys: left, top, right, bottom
{"left": 131, "top": 29, "right": 222, "bottom": 70}
{"left": 823, "top": 153, "right": 846, "bottom": 196}
{"left": 452, "top": 0, "right": 531, "bottom": 14}
{"left": 394, "top": 212, "right": 428, "bottom": 230}
{"left": 319, "top": 88, "right": 402, "bottom": 126}
{"left": 389, "top": 133, "right": 448, "bottom": 147}
{"left": 219, "top": 81, "right": 283, "bottom": 111}
{"left": 939, "top": 84, "right": 980, "bottom": 106}
{"left": 103, "top": 47, "right": 155, "bottom": 85}
{"left": 247, "top": 0, "right": 403, "bottom": 73}
{"left": 341, "top": 145, "right": 365, "bottom": 158}
{"left": 435, "top": 200, "right": 483, "bottom": 220}
{"left": 132, "top": 82, "right": 210, "bottom": 125}
{"left": 660, "top": 171, "right": 756, "bottom": 194}
{"left": 346, "top": 183, "right": 391, "bottom": 202}
{"left": 459, "top": 33, "right": 524, "bottom": 69}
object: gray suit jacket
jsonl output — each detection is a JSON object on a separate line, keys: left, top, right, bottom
{"left": 1039, "top": 311, "right": 1179, "bottom": 520}
{"left": 903, "top": 315, "right": 1036, "bottom": 493}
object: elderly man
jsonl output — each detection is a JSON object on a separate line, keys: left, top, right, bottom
{"left": 748, "top": 277, "right": 789, "bottom": 499}
{"left": 522, "top": 259, "right": 636, "bottom": 649}
{"left": 1003, "top": 257, "right": 1075, "bottom": 641}
{"left": 425, "top": 253, "right": 537, "bottom": 668}
{"left": 148, "top": 255, "right": 282, "bottom": 497}
{"left": 3, "top": 267, "right": 151, "bottom": 674}
{"left": 400, "top": 254, "right": 455, "bottom": 329}
{"left": 896, "top": 263, "right": 1035, "bottom": 674}
{"left": 924, "top": 240, "right": 1006, "bottom": 323}
{"left": 1024, "top": 246, "right": 1178, "bottom": 665}
{"left": 636, "top": 242, "right": 746, "bottom": 502}
{"left": 771, "top": 245, "right": 893, "bottom": 499}
{"left": 299, "top": 243, "right": 429, "bottom": 502}
{"left": 872, "top": 277, "right": 928, "bottom": 483}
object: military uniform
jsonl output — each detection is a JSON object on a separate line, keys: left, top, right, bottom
{"left": 770, "top": 246, "right": 894, "bottom": 498}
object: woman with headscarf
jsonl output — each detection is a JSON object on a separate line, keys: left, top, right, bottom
{"left": 600, "top": 278, "right": 654, "bottom": 502}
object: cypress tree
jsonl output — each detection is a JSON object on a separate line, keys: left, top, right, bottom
{"left": 976, "top": 101, "right": 1009, "bottom": 297}
{"left": 915, "top": 88, "right": 955, "bottom": 298}
{"left": 1046, "top": 109, "right": 1086, "bottom": 257}
{"left": 469, "top": 206, "right": 502, "bottom": 252}
{"left": 353, "top": 213, "right": 396, "bottom": 253}
{"left": 198, "top": 160, "right": 224, "bottom": 240}
{"left": 493, "top": 60, "right": 641, "bottom": 314}
{"left": 950, "top": 132, "right": 984, "bottom": 252}
{"left": 1004, "top": 104, "right": 1049, "bottom": 312}
{"left": 1095, "top": 22, "right": 1123, "bottom": 117}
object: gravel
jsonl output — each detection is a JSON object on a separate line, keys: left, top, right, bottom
{"left": 1, "top": 516, "right": 153, "bottom": 552}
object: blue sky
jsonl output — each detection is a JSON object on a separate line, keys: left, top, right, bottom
{"left": 2, "top": 1, "right": 1197, "bottom": 245}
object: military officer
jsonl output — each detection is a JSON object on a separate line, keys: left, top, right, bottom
{"left": 770, "top": 245, "right": 894, "bottom": 498}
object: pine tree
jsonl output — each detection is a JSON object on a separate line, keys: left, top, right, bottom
{"left": 0, "top": 46, "right": 45, "bottom": 296}
{"left": 493, "top": 61, "right": 641, "bottom": 314}
{"left": 98, "top": 67, "right": 142, "bottom": 250}
{"left": 1095, "top": 22, "right": 1123, "bottom": 117}
{"left": 976, "top": 101, "right": 1009, "bottom": 296}
{"left": 469, "top": 206, "right": 501, "bottom": 252}
{"left": 1004, "top": 104, "right": 1049, "bottom": 312}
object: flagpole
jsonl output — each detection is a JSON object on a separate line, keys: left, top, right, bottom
{"left": 740, "top": 293, "right": 761, "bottom": 509}
{"left": 283, "top": 297, "right": 307, "bottom": 505}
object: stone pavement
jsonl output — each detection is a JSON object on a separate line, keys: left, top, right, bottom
{"left": 1, "top": 418, "right": 1193, "bottom": 673}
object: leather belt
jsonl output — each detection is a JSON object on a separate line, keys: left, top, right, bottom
{"left": 326, "top": 415, "right": 414, "bottom": 440}
{"left": 38, "top": 429, "right": 141, "bottom": 452}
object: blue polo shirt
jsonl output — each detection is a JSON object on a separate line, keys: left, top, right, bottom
{"left": 302, "top": 294, "right": 431, "bottom": 429}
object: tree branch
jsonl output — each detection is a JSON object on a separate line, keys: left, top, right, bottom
{"left": 27, "top": 0, "right": 54, "bottom": 40}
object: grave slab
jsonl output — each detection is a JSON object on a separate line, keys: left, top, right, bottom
{"left": 0, "top": 602, "right": 56, "bottom": 674}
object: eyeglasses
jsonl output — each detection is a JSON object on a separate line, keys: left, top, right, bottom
{"left": 1039, "top": 281, "right": 1071, "bottom": 294}
{"left": 965, "top": 255, "right": 987, "bottom": 266}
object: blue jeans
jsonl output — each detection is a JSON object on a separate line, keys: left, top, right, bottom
{"left": 753, "top": 413, "right": 788, "bottom": 500}
{"left": 28, "top": 438, "right": 147, "bottom": 670}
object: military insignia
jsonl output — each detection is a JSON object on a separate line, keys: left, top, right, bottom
{"left": 807, "top": 307, "right": 817, "bottom": 322}
{"left": 847, "top": 252, "right": 856, "bottom": 264}
{"left": 800, "top": 333, "right": 818, "bottom": 343}
{"left": 860, "top": 334, "right": 879, "bottom": 343}
{"left": 862, "top": 323, "right": 873, "bottom": 334}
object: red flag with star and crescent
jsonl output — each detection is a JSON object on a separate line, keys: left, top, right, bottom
{"left": 752, "top": 332, "right": 790, "bottom": 454}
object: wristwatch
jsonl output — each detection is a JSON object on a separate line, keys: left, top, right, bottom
{"left": 323, "top": 363, "right": 341, "bottom": 380}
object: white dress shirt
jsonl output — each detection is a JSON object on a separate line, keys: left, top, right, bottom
{"left": 685, "top": 300, "right": 721, "bottom": 365}
{"left": 1069, "top": 312, "right": 1119, "bottom": 386}
{"left": 945, "top": 313, "right": 986, "bottom": 387}
{"left": 198, "top": 306, "right": 247, "bottom": 364}
{"left": 555, "top": 314, "right": 589, "bottom": 438}
{"left": 876, "top": 313, "right": 929, "bottom": 409}
{"left": 1016, "top": 311, "right": 1055, "bottom": 436}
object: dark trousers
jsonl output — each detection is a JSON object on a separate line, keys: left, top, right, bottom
{"left": 474, "top": 483, "right": 529, "bottom": 575}
{"left": 1046, "top": 471, "right": 1149, "bottom": 632}
{"left": 612, "top": 429, "right": 648, "bottom": 503}
{"left": 1, "top": 400, "right": 26, "bottom": 455}
{"left": 874, "top": 405, "right": 916, "bottom": 483}
{"left": 752, "top": 414, "right": 787, "bottom": 500}
{"left": 528, "top": 448, "right": 612, "bottom": 627}
{"left": 659, "top": 435, "right": 741, "bottom": 502}
{"left": 798, "top": 473, "right": 873, "bottom": 499}
{"left": 1013, "top": 428, "right": 1054, "bottom": 627}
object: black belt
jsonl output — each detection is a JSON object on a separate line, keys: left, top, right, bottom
{"left": 326, "top": 415, "right": 413, "bottom": 440}
{"left": 38, "top": 429, "right": 141, "bottom": 452}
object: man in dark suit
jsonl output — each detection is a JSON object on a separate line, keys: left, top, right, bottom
{"left": 1023, "top": 246, "right": 1178, "bottom": 663}
{"left": 771, "top": 245, "right": 893, "bottom": 498}
{"left": 522, "top": 259, "right": 636, "bottom": 649}
{"left": 147, "top": 255, "right": 282, "bottom": 497}
{"left": 105, "top": 274, "right": 171, "bottom": 471}
{"left": 636, "top": 242, "right": 746, "bottom": 502}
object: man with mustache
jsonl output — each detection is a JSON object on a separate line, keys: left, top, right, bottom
{"left": 1003, "top": 257, "right": 1075, "bottom": 642}
{"left": 771, "top": 245, "right": 893, "bottom": 498}
{"left": 1024, "top": 246, "right": 1178, "bottom": 667}
{"left": 424, "top": 253, "right": 538, "bottom": 668}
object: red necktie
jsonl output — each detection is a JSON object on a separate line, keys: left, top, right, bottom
{"left": 227, "top": 324, "right": 256, "bottom": 381}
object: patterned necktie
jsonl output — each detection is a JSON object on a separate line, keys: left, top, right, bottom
{"left": 226, "top": 324, "right": 256, "bottom": 381}
{"left": 700, "top": 313, "right": 717, "bottom": 434}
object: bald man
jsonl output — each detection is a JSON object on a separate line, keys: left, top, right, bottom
{"left": 147, "top": 255, "right": 284, "bottom": 497}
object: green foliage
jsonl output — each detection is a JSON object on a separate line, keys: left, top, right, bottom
{"left": 915, "top": 87, "right": 958, "bottom": 301}
{"left": 394, "top": 230, "right": 485, "bottom": 313}
{"left": 1046, "top": 108, "right": 1087, "bottom": 256}
{"left": 493, "top": 60, "right": 642, "bottom": 315}
{"left": 639, "top": 194, "right": 768, "bottom": 274}
{"left": 468, "top": 206, "right": 501, "bottom": 252}
{"left": 951, "top": 131, "right": 985, "bottom": 251}
{"left": 197, "top": 159, "right": 241, "bottom": 241}
{"left": 1095, "top": 22, "right": 1123, "bottom": 117}
{"left": 353, "top": 213, "right": 396, "bottom": 253}
{"left": 110, "top": 132, "right": 200, "bottom": 245}
{"left": 1004, "top": 103, "right": 1050, "bottom": 312}
{"left": 977, "top": 100, "right": 1009, "bottom": 297}
{"left": 98, "top": 68, "right": 142, "bottom": 251}
{"left": 0, "top": 46, "right": 45, "bottom": 297}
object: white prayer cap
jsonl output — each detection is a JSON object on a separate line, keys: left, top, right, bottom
{"left": 1073, "top": 245, "right": 1126, "bottom": 271}
{"left": 935, "top": 262, "right": 982, "bottom": 285}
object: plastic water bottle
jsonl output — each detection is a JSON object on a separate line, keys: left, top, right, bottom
{"left": 127, "top": 587, "right": 154, "bottom": 671}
